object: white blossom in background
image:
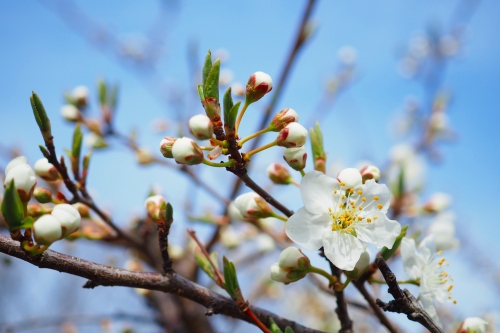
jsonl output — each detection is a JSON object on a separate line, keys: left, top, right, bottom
{"left": 71, "top": 85, "right": 89, "bottom": 105}
{"left": 3, "top": 156, "right": 37, "bottom": 202}
{"left": 254, "top": 234, "right": 275, "bottom": 253}
{"left": 337, "top": 46, "right": 357, "bottom": 66}
{"left": 423, "top": 192, "right": 451, "bottom": 213}
{"left": 457, "top": 317, "right": 488, "bottom": 333}
{"left": 428, "top": 212, "right": 459, "bottom": 251}
{"left": 159, "top": 136, "right": 177, "bottom": 158}
{"left": 401, "top": 235, "right": 455, "bottom": 328}
{"left": 85, "top": 132, "right": 107, "bottom": 149}
{"left": 286, "top": 170, "right": 401, "bottom": 270}
{"left": 136, "top": 147, "right": 155, "bottom": 165}
{"left": 270, "top": 247, "right": 310, "bottom": 284}
{"left": 60, "top": 104, "right": 81, "bottom": 122}
{"left": 233, "top": 192, "right": 272, "bottom": 219}
{"left": 388, "top": 143, "right": 425, "bottom": 192}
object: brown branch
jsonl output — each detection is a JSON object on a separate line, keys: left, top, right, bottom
{"left": 374, "top": 257, "right": 444, "bottom": 333}
{"left": 0, "top": 235, "right": 325, "bottom": 333}
{"left": 156, "top": 214, "right": 174, "bottom": 275}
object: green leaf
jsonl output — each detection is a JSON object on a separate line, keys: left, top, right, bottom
{"left": 39, "top": 145, "right": 50, "bottom": 159}
{"left": 223, "top": 87, "right": 234, "bottom": 122}
{"left": 166, "top": 202, "right": 174, "bottom": 224}
{"left": 194, "top": 249, "right": 218, "bottom": 283}
{"left": 197, "top": 84, "right": 204, "bottom": 104}
{"left": 20, "top": 216, "right": 35, "bottom": 229}
{"left": 83, "top": 150, "right": 92, "bottom": 170}
{"left": 310, "top": 122, "right": 325, "bottom": 159}
{"left": 223, "top": 256, "right": 242, "bottom": 300}
{"left": 397, "top": 167, "right": 405, "bottom": 198}
{"left": 72, "top": 123, "right": 83, "bottom": 162}
{"left": 227, "top": 101, "right": 240, "bottom": 130}
{"left": 202, "top": 50, "right": 212, "bottom": 86}
{"left": 30, "top": 92, "right": 52, "bottom": 142}
{"left": 284, "top": 327, "right": 295, "bottom": 333}
{"left": 1, "top": 180, "right": 24, "bottom": 230}
{"left": 204, "top": 59, "right": 220, "bottom": 101}
{"left": 381, "top": 225, "right": 408, "bottom": 261}
{"left": 98, "top": 79, "right": 107, "bottom": 106}
{"left": 268, "top": 318, "right": 283, "bottom": 333}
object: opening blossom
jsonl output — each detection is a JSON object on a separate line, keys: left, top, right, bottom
{"left": 401, "top": 235, "right": 455, "bottom": 328}
{"left": 285, "top": 170, "right": 401, "bottom": 271}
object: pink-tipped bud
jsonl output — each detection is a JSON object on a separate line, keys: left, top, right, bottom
{"left": 337, "top": 168, "right": 362, "bottom": 189}
{"left": 33, "top": 215, "right": 63, "bottom": 245}
{"left": 246, "top": 71, "right": 273, "bottom": 103}
{"left": 269, "top": 108, "right": 299, "bottom": 132}
{"left": 60, "top": 104, "right": 82, "bottom": 122}
{"left": 283, "top": 147, "right": 307, "bottom": 171}
{"left": 457, "top": 317, "right": 488, "bottom": 333}
{"left": 267, "top": 163, "right": 292, "bottom": 185}
{"left": 360, "top": 165, "right": 381, "bottom": 183}
{"left": 34, "top": 158, "right": 59, "bottom": 181}
{"left": 188, "top": 114, "right": 214, "bottom": 140}
{"left": 171, "top": 137, "right": 204, "bottom": 165}
{"left": 276, "top": 123, "right": 308, "bottom": 148}
{"left": 234, "top": 192, "right": 273, "bottom": 219}
{"left": 33, "top": 187, "right": 52, "bottom": 204}
{"left": 160, "top": 137, "right": 178, "bottom": 158}
{"left": 145, "top": 195, "right": 166, "bottom": 220}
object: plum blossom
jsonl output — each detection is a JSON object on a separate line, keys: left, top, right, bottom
{"left": 401, "top": 235, "right": 455, "bottom": 327}
{"left": 286, "top": 170, "right": 401, "bottom": 270}
{"left": 428, "top": 211, "right": 459, "bottom": 251}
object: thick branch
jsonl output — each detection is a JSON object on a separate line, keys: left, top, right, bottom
{"left": 374, "top": 257, "right": 444, "bottom": 333}
{"left": 0, "top": 235, "right": 325, "bottom": 333}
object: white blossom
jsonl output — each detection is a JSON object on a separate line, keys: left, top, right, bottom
{"left": 61, "top": 104, "right": 81, "bottom": 122}
{"left": 457, "top": 317, "right": 488, "bottom": 333}
{"left": 428, "top": 212, "right": 459, "bottom": 251}
{"left": 33, "top": 215, "right": 62, "bottom": 245}
{"left": 286, "top": 170, "right": 401, "bottom": 270}
{"left": 233, "top": 192, "right": 272, "bottom": 219}
{"left": 51, "top": 204, "right": 81, "bottom": 237}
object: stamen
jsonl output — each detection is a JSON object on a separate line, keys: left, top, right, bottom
{"left": 357, "top": 190, "right": 363, "bottom": 195}
{"left": 358, "top": 206, "right": 363, "bottom": 211}
{"left": 373, "top": 196, "right": 379, "bottom": 201}
{"left": 377, "top": 204, "right": 383, "bottom": 209}
{"left": 340, "top": 182, "right": 345, "bottom": 187}
{"left": 439, "top": 258, "right": 446, "bottom": 266}
{"left": 448, "top": 285, "right": 454, "bottom": 292}
{"left": 334, "top": 190, "right": 338, "bottom": 194}
{"left": 367, "top": 218, "right": 372, "bottom": 223}
{"left": 362, "top": 197, "right": 366, "bottom": 202}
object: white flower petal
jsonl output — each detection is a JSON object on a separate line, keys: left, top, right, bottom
{"left": 418, "top": 235, "right": 436, "bottom": 262}
{"left": 419, "top": 276, "right": 443, "bottom": 328}
{"left": 285, "top": 207, "right": 329, "bottom": 251}
{"left": 401, "top": 238, "right": 423, "bottom": 280}
{"left": 355, "top": 212, "right": 401, "bottom": 249}
{"left": 356, "top": 179, "right": 391, "bottom": 213}
{"left": 5, "top": 156, "right": 27, "bottom": 175}
{"left": 322, "top": 231, "right": 364, "bottom": 271}
{"left": 300, "top": 171, "right": 339, "bottom": 212}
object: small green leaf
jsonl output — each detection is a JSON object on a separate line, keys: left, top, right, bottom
{"left": 72, "top": 123, "right": 83, "bottom": 161}
{"left": 381, "top": 225, "right": 408, "bottom": 261}
{"left": 310, "top": 122, "right": 325, "bottom": 160}
{"left": 1, "top": 180, "right": 24, "bottom": 230}
{"left": 223, "top": 87, "right": 235, "bottom": 127}
{"left": 166, "top": 202, "right": 174, "bottom": 224}
{"left": 268, "top": 318, "right": 283, "bottom": 333}
{"left": 284, "top": 327, "right": 295, "bottom": 333}
{"left": 204, "top": 59, "right": 220, "bottom": 101}
{"left": 83, "top": 150, "right": 92, "bottom": 170}
{"left": 226, "top": 101, "right": 240, "bottom": 130}
{"left": 30, "top": 92, "right": 52, "bottom": 142}
{"left": 397, "top": 167, "right": 405, "bottom": 198}
{"left": 98, "top": 79, "right": 107, "bottom": 106}
{"left": 197, "top": 84, "right": 205, "bottom": 104}
{"left": 194, "top": 249, "right": 218, "bottom": 283}
{"left": 223, "top": 256, "right": 242, "bottom": 300}
{"left": 202, "top": 50, "right": 212, "bottom": 86}
{"left": 20, "top": 216, "right": 35, "bottom": 229}
{"left": 39, "top": 145, "right": 50, "bottom": 159}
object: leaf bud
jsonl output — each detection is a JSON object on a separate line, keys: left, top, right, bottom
{"left": 33, "top": 215, "right": 62, "bottom": 245}
{"left": 337, "top": 168, "right": 362, "bottom": 189}
{"left": 33, "top": 187, "right": 52, "bottom": 204}
{"left": 34, "top": 158, "right": 59, "bottom": 181}
{"left": 267, "top": 163, "right": 292, "bottom": 185}
{"left": 283, "top": 147, "right": 307, "bottom": 171}
{"left": 145, "top": 195, "right": 166, "bottom": 220}
{"left": 269, "top": 108, "right": 299, "bottom": 132}
{"left": 233, "top": 192, "right": 273, "bottom": 219}
{"left": 189, "top": 114, "right": 214, "bottom": 140}
{"left": 245, "top": 71, "right": 273, "bottom": 104}
{"left": 159, "top": 137, "right": 177, "bottom": 158}
{"left": 276, "top": 123, "right": 308, "bottom": 148}
{"left": 51, "top": 203, "right": 81, "bottom": 237}
{"left": 171, "top": 137, "right": 204, "bottom": 165}
{"left": 360, "top": 165, "right": 381, "bottom": 183}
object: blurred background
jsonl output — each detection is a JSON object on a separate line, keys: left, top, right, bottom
{"left": 1, "top": 0, "right": 499, "bottom": 332}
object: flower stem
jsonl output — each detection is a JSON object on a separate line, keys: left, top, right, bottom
{"left": 270, "top": 212, "right": 288, "bottom": 222}
{"left": 300, "top": 170, "right": 306, "bottom": 177}
{"left": 370, "top": 278, "right": 420, "bottom": 286}
{"left": 239, "top": 127, "right": 272, "bottom": 147}
{"left": 210, "top": 136, "right": 227, "bottom": 147}
{"left": 234, "top": 101, "right": 250, "bottom": 136}
{"left": 244, "top": 141, "right": 277, "bottom": 161}
{"left": 202, "top": 159, "right": 235, "bottom": 168}
{"left": 290, "top": 180, "right": 300, "bottom": 187}
{"left": 335, "top": 277, "right": 352, "bottom": 291}
{"left": 307, "top": 266, "right": 338, "bottom": 285}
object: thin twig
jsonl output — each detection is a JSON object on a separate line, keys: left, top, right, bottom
{"left": 374, "top": 257, "right": 445, "bottom": 333}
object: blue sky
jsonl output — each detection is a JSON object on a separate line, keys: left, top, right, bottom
{"left": 1, "top": 0, "right": 500, "bottom": 331}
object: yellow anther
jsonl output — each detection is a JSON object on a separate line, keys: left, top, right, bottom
{"left": 328, "top": 207, "right": 333, "bottom": 212}
{"left": 332, "top": 225, "right": 337, "bottom": 231}
{"left": 358, "top": 216, "right": 363, "bottom": 221}
{"left": 362, "top": 197, "right": 366, "bottom": 202}
{"left": 438, "top": 250, "right": 443, "bottom": 255}
{"left": 358, "top": 206, "right": 363, "bottom": 211}
{"left": 340, "top": 182, "right": 346, "bottom": 187}
{"left": 374, "top": 196, "right": 379, "bottom": 201}
{"left": 339, "top": 203, "right": 343, "bottom": 208}
{"left": 347, "top": 228, "right": 353, "bottom": 233}
{"left": 439, "top": 258, "right": 446, "bottom": 266}
{"left": 357, "top": 190, "right": 363, "bottom": 195}
{"left": 377, "top": 204, "right": 383, "bottom": 209}
{"left": 342, "top": 195, "right": 346, "bottom": 200}
{"left": 350, "top": 201, "right": 355, "bottom": 206}
{"left": 334, "top": 190, "right": 338, "bottom": 194}
{"left": 350, "top": 188, "right": 354, "bottom": 194}
{"left": 367, "top": 218, "right": 372, "bottom": 223}
{"left": 453, "top": 300, "right": 457, "bottom": 304}
{"left": 374, "top": 216, "right": 378, "bottom": 220}
{"left": 448, "top": 285, "right": 454, "bottom": 292}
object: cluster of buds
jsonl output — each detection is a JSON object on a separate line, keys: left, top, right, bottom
{"left": 33, "top": 204, "right": 81, "bottom": 245}
{"left": 60, "top": 85, "right": 89, "bottom": 122}
{"left": 3, "top": 156, "right": 37, "bottom": 202}
{"left": 270, "top": 247, "right": 310, "bottom": 284}
{"left": 233, "top": 192, "right": 273, "bottom": 219}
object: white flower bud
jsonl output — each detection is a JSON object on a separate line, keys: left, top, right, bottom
{"left": 227, "top": 202, "right": 245, "bottom": 222}
{"left": 159, "top": 137, "right": 177, "bottom": 158}
{"left": 188, "top": 114, "right": 214, "bottom": 140}
{"left": 337, "top": 168, "right": 362, "bottom": 188}
{"left": 33, "top": 215, "right": 62, "bottom": 245}
{"left": 246, "top": 71, "right": 273, "bottom": 103}
{"left": 85, "top": 132, "right": 107, "bottom": 149}
{"left": 457, "top": 317, "right": 488, "bottom": 333}
{"left": 276, "top": 123, "right": 308, "bottom": 148}
{"left": 34, "top": 158, "right": 59, "bottom": 181}
{"left": 423, "top": 192, "right": 451, "bottom": 213}
{"left": 278, "top": 247, "right": 310, "bottom": 270}
{"left": 270, "top": 263, "right": 293, "bottom": 283}
{"left": 136, "top": 148, "right": 155, "bottom": 165}
{"left": 145, "top": 195, "right": 166, "bottom": 220}
{"left": 51, "top": 204, "right": 81, "bottom": 237}
{"left": 71, "top": 86, "right": 89, "bottom": 106}
{"left": 220, "top": 226, "right": 242, "bottom": 249}
{"left": 283, "top": 147, "right": 307, "bottom": 171}
{"left": 255, "top": 234, "right": 275, "bottom": 253}
{"left": 360, "top": 165, "right": 380, "bottom": 183}
{"left": 429, "top": 112, "right": 448, "bottom": 134}
{"left": 233, "top": 192, "right": 272, "bottom": 219}
{"left": 267, "top": 163, "right": 292, "bottom": 185}
{"left": 171, "top": 137, "right": 204, "bottom": 165}
{"left": 4, "top": 158, "right": 37, "bottom": 202}
{"left": 269, "top": 108, "right": 299, "bottom": 132}
{"left": 61, "top": 104, "right": 82, "bottom": 122}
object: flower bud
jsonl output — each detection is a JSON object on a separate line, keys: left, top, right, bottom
{"left": 267, "top": 163, "right": 292, "bottom": 185}
{"left": 145, "top": 195, "right": 166, "bottom": 220}
{"left": 171, "top": 137, "right": 204, "bottom": 165}
{"left": 4, "top": 157, "right": 37, "bottom": 202}
{"left": 269, "top": 108, "right": 299, "bottom": 132}
{"left": 85, "top": 132, "right": 107, "bottom": 149}
{"left": 34, "top": 158, "right": 59, "bottom": 181}
{"left": 278, "top": 247, "right": 310, "bottom": 270}
{"left": 136, "top": 148, "right": 155, "bottom": 165}
{"left": 234, "top": 192, "right": 273, "bottom": 219}
{"left": 246, "top": 71, "right": 273, "bottom": 103}
{"left": 61, "top": 104, "right": 82, "bottom": 122}
{"left": 360, "top": 165, "right": 381, "bottom": 183}
{"left": 283, "top": 147, "right": 307, "bottom": 171}
{"left": 33, "top": 187, "right": 52, "bottom": 204}
{"left": 33, "top": 215, "right": 62, "bottom": 245}
{"left": 189, "top": 114, "right": 214, "bottom": 140}
{"left": 51, "top": 204, "right": 81, "bottom": 237}
{"left": 73, "top": 203, "right": 90, "bottom": 218}
{"left": 337, "top": 168, "right": 362, "bottom": 189}
{"left": 159, "top": 137, "right": 177, "bottom": 158}
{"left": 457, "top": 317, "right": 488, "bottom": 333}
{"left": 71, "top": 86, "right": 89, "bottom": 107}
{"left": 276, "top": 123, "right": 308, "bottom": 148}
{"left": 423, "top": 192, "right": 451, "bottom": 213}
{"left": 270, "top": 263, "right": 294, "bottom": 284}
